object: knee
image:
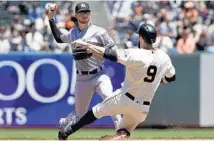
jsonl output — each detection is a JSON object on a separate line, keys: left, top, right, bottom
{"left": 92, "top": 104, "right": 105, "bottom": 119}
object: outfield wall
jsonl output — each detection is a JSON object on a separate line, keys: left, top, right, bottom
{"left": 0, "top": 53, "right": 213, "bottom": 127}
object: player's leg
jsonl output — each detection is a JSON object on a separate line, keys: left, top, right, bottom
{"left": 99, "top": 115, "right": 136, "bottom": 140}
{"left": 100, "top": 94, "right": 149, "bottom": 140}
{"left": 58, "top": 109, "right": 97, "bottom": 140}
{"left": 75, "top": 78, "right": 94, "bottom": 118}
{"left": 58, "top": 77, "right": 96, "bottom": 140}
{"left": 60, "top": 77, "right": 94, "bottom": 125}
{"left": 117, "top": 95, "right": 149, "bottom": 132}
{"left": 95, "top": 73, "right": 122, "bottom": 130}
{"left": 118, "top": 113, "right": 147, "bottom": 132}
{"left": 99, "top": 112, "right": 147, "bottom": 140}
{"left": 58, "top": 93, "right": 125, "bottom": 140}
{"left": 59, "top": 79, "right": 94, "bottom": 131}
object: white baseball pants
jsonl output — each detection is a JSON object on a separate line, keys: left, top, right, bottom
{"left": 92, "top": 92, "right": 149, "bottom": 132}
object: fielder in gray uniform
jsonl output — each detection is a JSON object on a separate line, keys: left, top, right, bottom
{"left": 47, "top": 2, "right": 122, "bottom": 130}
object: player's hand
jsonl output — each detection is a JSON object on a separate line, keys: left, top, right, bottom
{"left": 47, "top": 3, "right": 57, "bottom": 20}
{"left": 71, "top": 39, "right": 89, "bottom": 48}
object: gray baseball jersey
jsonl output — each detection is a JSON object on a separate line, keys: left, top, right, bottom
{"left": 58, "top": 25, "right": 122, "bottom": 129}
{"left": 60, "top": 24, "right": 115, "bottom": 71}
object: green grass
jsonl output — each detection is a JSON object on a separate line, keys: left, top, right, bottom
{"left": 0, "top": 128, "right": 214, "bottom": 140}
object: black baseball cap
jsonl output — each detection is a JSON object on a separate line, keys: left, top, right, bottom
{"left": 75, "top": 2, "right": 91, "bottom": 13}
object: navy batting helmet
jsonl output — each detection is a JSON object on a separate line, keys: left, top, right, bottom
{"left": 138, "top": 24, "right": 157, "bottom": 44}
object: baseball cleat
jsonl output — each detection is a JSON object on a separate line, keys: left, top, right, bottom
{"left": 59, "top": 111, "right": 79, "bottom": 130}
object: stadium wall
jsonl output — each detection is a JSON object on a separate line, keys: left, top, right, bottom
{"left": 0, "top": 53, "right": 213, "bottom": 128}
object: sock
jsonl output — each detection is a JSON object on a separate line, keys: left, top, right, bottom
{"left": 71, "top": 110, "right": 97, "bottom": 132}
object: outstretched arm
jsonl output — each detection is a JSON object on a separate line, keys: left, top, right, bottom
{"left": 72, "top": 39, "right": 146, "bottom": 66}
{"left": 72, "top": 39, "right": 118, "bottom": 61}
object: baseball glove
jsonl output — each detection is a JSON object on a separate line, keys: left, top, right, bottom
{"left": 73, "top": 47, "right": 93, "bottom": 60}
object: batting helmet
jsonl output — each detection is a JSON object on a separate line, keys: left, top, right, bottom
{"left": 138, "top": 24, "right": 157, "bottom": 44}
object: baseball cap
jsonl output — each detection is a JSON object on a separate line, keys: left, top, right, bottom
{"left": 75, "top": 2, "right": 91, "bottom": 13}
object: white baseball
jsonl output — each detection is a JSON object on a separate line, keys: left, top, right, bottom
{"left": 48, "top": 3, "right": 57, "bottom": 11}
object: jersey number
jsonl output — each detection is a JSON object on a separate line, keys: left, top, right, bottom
{"left": 144, "top": 65, "right": 157, "bottom": 83}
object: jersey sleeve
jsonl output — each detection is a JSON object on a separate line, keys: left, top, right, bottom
{"left": 162, "top": 58, "right": 176, "bottom": 83}
{"left": 60, "top": 29, "right": 73, "bottom": 43}
{"left": 116, "top": 49, "right": 146, "bottom": 66}
{"left": 99, "top": 31, "right": 116, "bottom": 48}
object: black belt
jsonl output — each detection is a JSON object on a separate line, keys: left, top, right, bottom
{"left": 76, "top": 66, "right": 102, "bottom": 75}
{"left": 125, "top": 92, "right": 150, "bottom": 106}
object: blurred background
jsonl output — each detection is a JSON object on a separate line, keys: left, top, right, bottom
{"left": 0, "top": 1, "right": 214, "bottom": 53}
{"left": 0, "top": 1, "right": 214, "bottom": 139}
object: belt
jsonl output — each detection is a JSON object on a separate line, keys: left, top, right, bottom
{"left": 76, "top": 66, "right": 103, "bottom": 75}
{"left": 125, "top": 92, "right": 150, "bottom": 106}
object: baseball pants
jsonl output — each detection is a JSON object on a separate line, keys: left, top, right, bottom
{"left": 92, "top": 92, "right": 149, "bottom": 132}
{"left": 75, "top": 70, "right": 122, "bottom": 130}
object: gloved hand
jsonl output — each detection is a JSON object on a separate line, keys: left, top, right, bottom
{"left": 73, "top": 47, "right": 93, "bottom": 60}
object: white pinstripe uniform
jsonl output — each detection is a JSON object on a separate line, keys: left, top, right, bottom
{"left": 93, "top": 48, "right": 175, "bottom": 132}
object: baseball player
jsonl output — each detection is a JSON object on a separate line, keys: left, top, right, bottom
{"left": 58, "top": 23, "right": 176, "bottom": 140}
{"left": 47, "top": 2, "right": 122, "bottom": 130}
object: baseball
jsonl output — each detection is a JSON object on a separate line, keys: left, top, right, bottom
{"left": 48, "top": 3, "right": 57, "bottom": 11}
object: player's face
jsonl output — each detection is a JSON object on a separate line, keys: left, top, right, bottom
{"left": 76, "top": 11, "right": 91, "bottom": 24}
